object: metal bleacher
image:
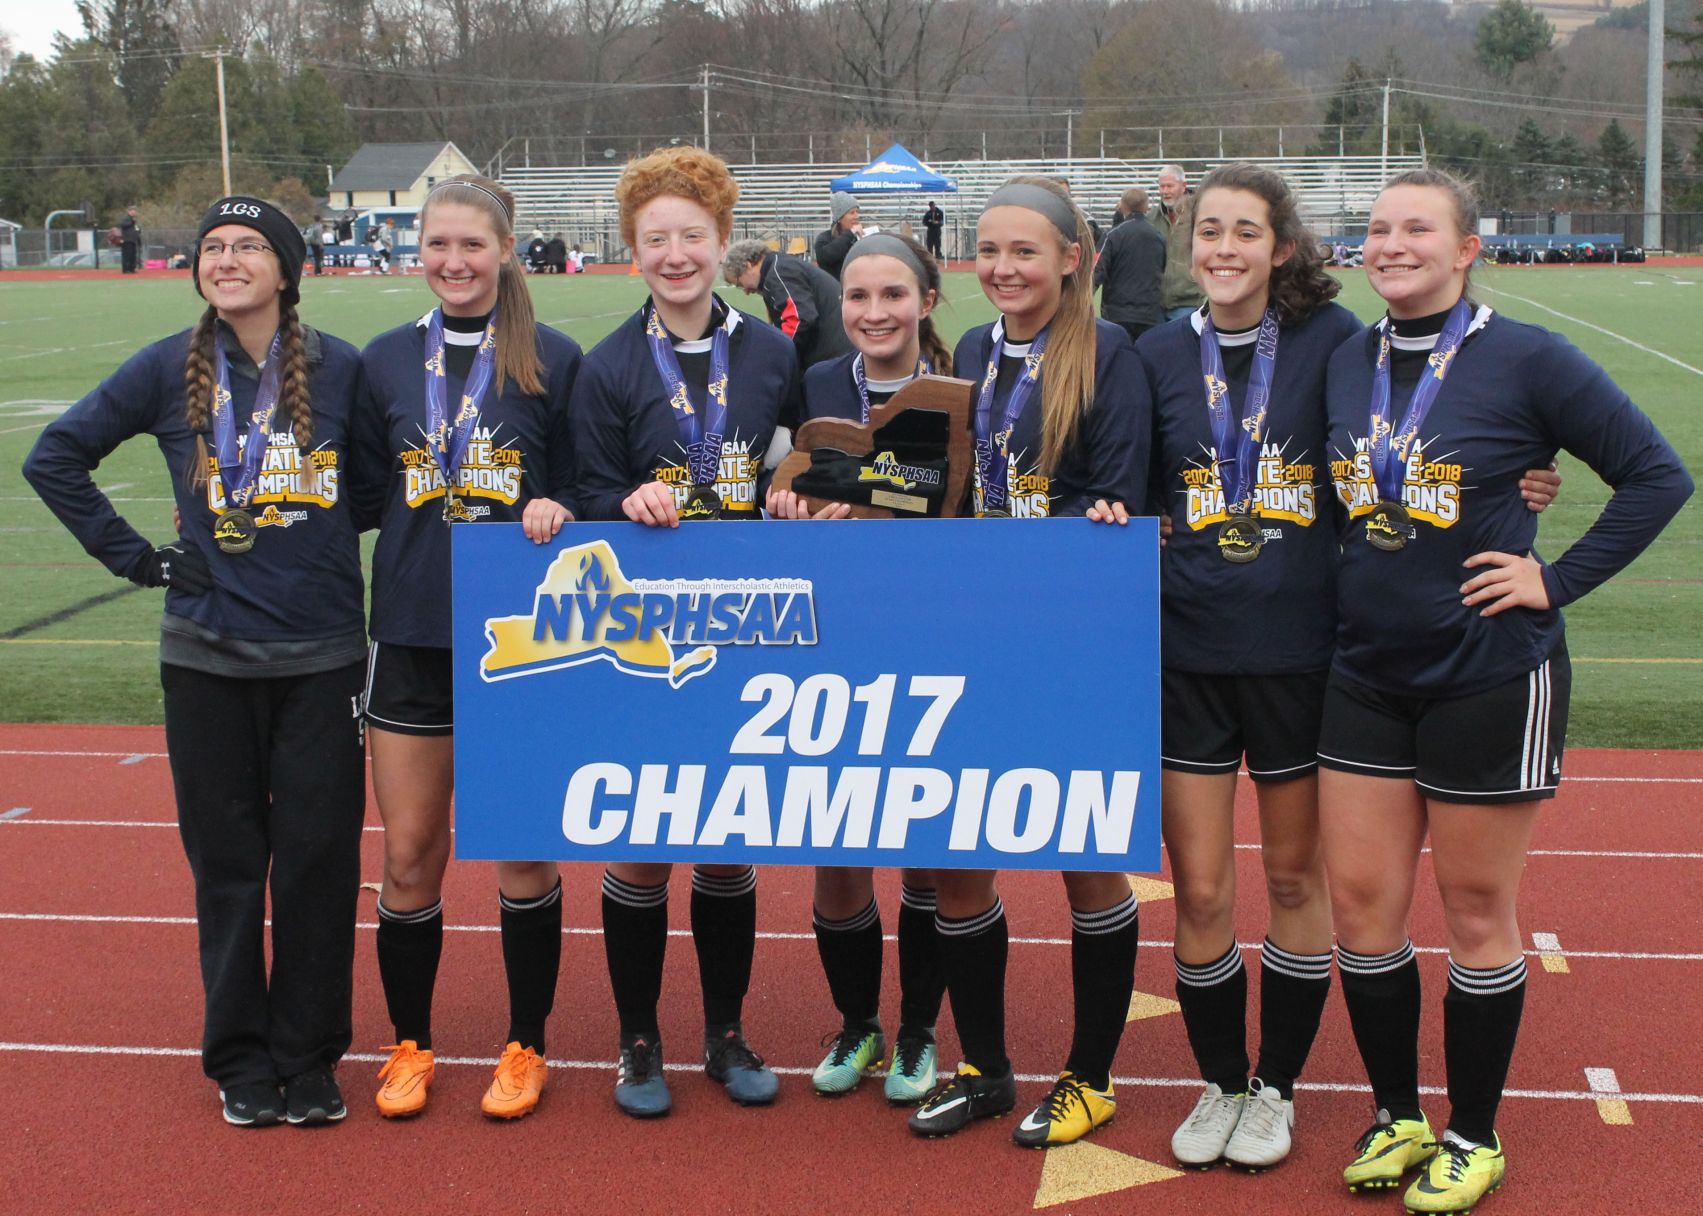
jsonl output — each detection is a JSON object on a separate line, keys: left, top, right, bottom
{"left": 500, "top": 153, "right": 1426, "bottom": 262}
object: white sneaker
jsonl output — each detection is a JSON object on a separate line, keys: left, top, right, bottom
{"left": 1171, "top": 1082, "right": 1245, "bottom": 1165}
{"left": 1224, "top": 1077, "right": 1294, "bottom": 1168}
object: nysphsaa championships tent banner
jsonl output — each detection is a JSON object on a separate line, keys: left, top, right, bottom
{"left": 451, "top": 520, "right": 1160, "bottom": 871}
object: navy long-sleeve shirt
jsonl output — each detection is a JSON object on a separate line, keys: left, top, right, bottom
{"left": 952, "top": 318, "right": 1148, "bottom": 517}
{"left": 353, "top": 314, "right": 581, "bottom": 648}
{"left": 1139, "top": 302, "right": 1363, "bottom": 674}
{"left": 1326, "top": 308, "right": 1693, "bottom": 696}
{"left": 23, "top": 323, "right": 366, "bottom": 654}
{"left": 570, "top": 299, "right": 800, "bottom": 522}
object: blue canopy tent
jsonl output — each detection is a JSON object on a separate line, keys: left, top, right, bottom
{"left": 826, "top": 144, "right": 959, "bottom": 258}
{"left": 829, "top": 144, "right": 956, "bottom": 194}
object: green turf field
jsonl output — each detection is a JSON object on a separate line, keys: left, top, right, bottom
{"left": 1, "top": 265, "right": 1697, "bottom": 745}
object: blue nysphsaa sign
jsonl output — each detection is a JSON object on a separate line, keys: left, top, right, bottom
{"left": 451, "top": 519, "right": 1161, "bottom": 872}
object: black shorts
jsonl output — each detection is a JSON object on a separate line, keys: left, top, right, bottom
{"left": 1316, "top": 645, "right": 1570, "bottom": 805}
{"left": 1161, "top": 669, "right": 1327, "bottom": 784}
{"left": 362, "top": 642, "right": 453, "bottom": 736}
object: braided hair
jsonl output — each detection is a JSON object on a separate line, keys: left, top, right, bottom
{"left": 181, "top": 281, "right": 311, "bottom": 489}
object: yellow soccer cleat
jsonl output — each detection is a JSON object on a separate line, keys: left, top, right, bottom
{"left": 1011, "top": 1072, "right": 1117, "bottom": 1148}
{"left": 375, "top": 1041, "right": 435, "bottom": 1118}
{"left": 1344, "top": 1110, "right": 1437, "bottom": 1191}
{"left": 1404, "top": 1134, "right": 1505, "bottom": 1214}
{"left": 481, "top": 1042, "right": 548, "bottom": 1119}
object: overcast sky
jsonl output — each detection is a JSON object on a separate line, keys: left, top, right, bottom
{"left": 6, "top": 1, "right": 86, "bottom": 60}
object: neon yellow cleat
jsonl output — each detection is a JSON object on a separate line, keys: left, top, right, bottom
{"left": 1344, "top": 1110, "right": 1437, "bottom": 1191}
{"left": 1404, "top": 1134, "right": 1505, "bottom": 1214}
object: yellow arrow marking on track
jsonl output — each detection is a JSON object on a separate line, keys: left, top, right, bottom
{"left": 1033, "top": 1140, "right": 1184, "bottom": 1208}
{"left": 1126, "top": 875, "right": 1174, "bottom": 902}
{"left": 1127, "top": 991, "right": 1180, "bottom": 1022}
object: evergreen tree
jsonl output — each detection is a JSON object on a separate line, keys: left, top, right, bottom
{"left": 74, "top": 0, "right": 181, "bottom": 129}
{"left": 1596, "top": 119, "right": 1640, "bottom": 207}
{"left": 1476, "top": 0, "right": 1554, "bottom": 80}
{"left": 1512, "top": 118, "right": 1553, "bottom": 205}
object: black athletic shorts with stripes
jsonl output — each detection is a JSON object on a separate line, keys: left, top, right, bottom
{"left": 1316, "top": 642, "right": 1570, "bottom": 805}
{"left": 1161, "top": 669, "right": 1327, "bottom": 784}
{"left": 362, "top": 642, "right": 453, "bottom": 736}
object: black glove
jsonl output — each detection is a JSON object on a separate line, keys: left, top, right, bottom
{"left": 129, "top": 542, "right": 213, "bottom": 595}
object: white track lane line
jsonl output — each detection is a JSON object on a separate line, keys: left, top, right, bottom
{"left": 3, "top": 912, "right": 1701, "bottom": 960}
{"left": 0, "top": 1040, "right": 1698, "bottom": 1105}
{"left": 5, "top": 819, "right": 1702, "bottom": 862}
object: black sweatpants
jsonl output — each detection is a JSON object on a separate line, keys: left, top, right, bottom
{"left": 161, "top": 660, "right": 367, "bottom": 1087}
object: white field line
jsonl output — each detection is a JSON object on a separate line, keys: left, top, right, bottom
{"left": 1479, "top": 283, "right": 1703, "bottom": 377}
{"left": 0, "top": 1039, "right": 1698, "bottom": 1105}
{"left": 3, "top": 911, "right": 1701, "bottom": 961}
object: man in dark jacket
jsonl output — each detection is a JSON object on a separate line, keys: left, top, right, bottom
{"left": 119, "top": 206, "right": 141, "bottom": 274}
{"left": 723, "top": 239, "right": 854, "bottom": 369}
{"left": 814, "top": 192, "right": 864, "bottom": 280}
{"left": 922, "top": 201, "right": 945, "bottom": 259}
{"left": 1093, "top": 187, "right": 1167, "bottom": 343}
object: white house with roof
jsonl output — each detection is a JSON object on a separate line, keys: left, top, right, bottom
{"left": 328, "top": 142, "right": 479, "bottom": 210}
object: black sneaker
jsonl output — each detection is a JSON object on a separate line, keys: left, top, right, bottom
{"left": 703, "top": 1023, "right": 779, "bottom": 1106}
{"left": 220, "top": 1082, "right": 285, "bottom": 1127}
{"left": 907, "top": 1063, "right": 1018, "bottom": 1137}
{"left": 284, "top": 1066, "right": 347, "bottom": 1125}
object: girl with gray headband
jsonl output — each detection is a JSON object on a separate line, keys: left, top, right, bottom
{"left": 771, "top": 231, "right": 954, "bottom": 1104}
{"left": 906, "top": 175, "right": 1153, "bottom": 1148}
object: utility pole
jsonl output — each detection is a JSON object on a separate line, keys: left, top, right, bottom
{"left": 702, "top": 64, "right": 711, "bottom": 153}
{"left": 213, "top": 50, "right": 232, "bottom": 196}
{"left": 1380, "top": 78, "right": 1391, "bottom": 181}
{"left": 1645, "top": 0, "right": 1665, "bottom": 250}
{"left": 1064, "top": 110, "right": 1075, "bottom": 163}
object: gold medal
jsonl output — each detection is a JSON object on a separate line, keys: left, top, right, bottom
{"left": 1216, "top": 512, "right": 1264, "bottom": 563}
{"left": 442, "top": 489, "right": 474, "bottom": 524}
{"left": 680, "top": 484, "right": 724, "bottom": 521}
{"left": 213, "top": 508, "right": 256, "bottom": 554}
{"left": 1365, "top": 500, "right": 1415, "bottom": 551}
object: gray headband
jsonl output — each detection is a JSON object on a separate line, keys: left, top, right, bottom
{"left": 841, "top": 233, "right": 929, "bottom": 282}
{"left": 428, "top": 178, "right": 512, "bottom": 221}
{"left": 982, "top": 183, "right": 1080, "bottom": 241}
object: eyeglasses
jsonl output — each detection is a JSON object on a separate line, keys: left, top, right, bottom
{"left": 198, "top": 238, "right": 274, "bottom": 260}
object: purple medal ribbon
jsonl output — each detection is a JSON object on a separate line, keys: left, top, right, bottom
{"left": 1368, "top": 297, "right": 1473, "bottom": 504}
{"left": 1198, "top": 308, "right": 1280, "bottom": 517}
{"left": 423, "top": 308, "right": 499, "bottom": 492}
{"left": 850, "top": 353, "right": 932, "bottom": 424}
{"left": 972, "top": 319, "right": 1048, "bottom": 512}
{"left": 210, "top": 330, "right": 284, "bottom": 509}
{"left": 645, "top": 297, "right": 735, "bottom": 487}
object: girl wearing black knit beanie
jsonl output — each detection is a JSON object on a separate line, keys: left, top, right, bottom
{"left": 24, "top": 196, "right": 369, "bottom": 1128}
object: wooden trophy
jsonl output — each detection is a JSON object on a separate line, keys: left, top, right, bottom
{"left": 772, "top": 375, "right": 976, "bottom": 519}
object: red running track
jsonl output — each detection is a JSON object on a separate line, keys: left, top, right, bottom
{"left": 1, "top": 724, "right": 1699, "bottom": 1214}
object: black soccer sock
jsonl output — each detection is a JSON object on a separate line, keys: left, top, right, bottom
{"left": 938, "top": 898, "right": 1010, "bottom": 1076}
{"left": 1063, "top": 893, "right": 1139, "bottom": 1092}
{"left": 1254, "top": 938, "right": 1333, "bottom": 1099}
{"left": 1337, "top": 941, "right": 1424, "bottom": 1120}
{"left": 1174, "top": 943, "right": 1249, "bottom": 1093}
{"left": 376, "top": 898, "right": 444, "bottom": 1050}
{"left": 1443, "top": 956, "right": 1527, "bottom": 1145}
{"left": 499, "top": 880, "right": 562, "bottom": 1055}
{"left": 812, "top": 898, "right": 883, "bottom": 1027}
{"left": 691, "top": 866, "right": 758, "bottom": 1029}
{"left": 896, "top": 884, "right": 946, "bottom": 1038}
{"left": 601, "top": 871, "right": 669, "bottom": 1038}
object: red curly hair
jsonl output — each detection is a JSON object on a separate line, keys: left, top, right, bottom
{"left": 616, "top": 146, "right": 740, "bottom": 248}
